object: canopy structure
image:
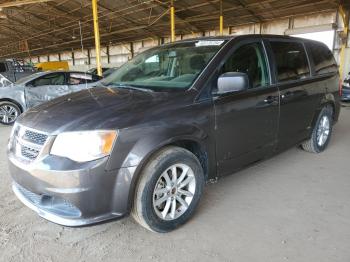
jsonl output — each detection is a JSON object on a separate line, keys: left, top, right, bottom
{"left": 0, "top": 0, "right": 347, "bottom": 58}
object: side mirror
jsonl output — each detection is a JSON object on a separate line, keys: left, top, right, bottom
{"left": 216, "top": 72, "right": 249, "bottom": 95}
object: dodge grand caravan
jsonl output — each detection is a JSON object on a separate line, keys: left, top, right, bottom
{"left": 7, "top": 35, "right": 340, "bottom": 232}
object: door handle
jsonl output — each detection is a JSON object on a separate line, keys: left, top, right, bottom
{"left": 264, "top": 96, "right": 279, "bottom": 105}
{"left": 281, "top": 91, "right": 294, "bottom": 99}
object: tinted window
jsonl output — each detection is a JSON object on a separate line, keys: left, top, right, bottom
{"left": 222, "top": 42, "right": 269, "bottom": 89}
{"left": 270, "top": 41, "right": 310, "bottom": 82}
{"left": 31, "top": 73, "right": 65, "bottom": 86}
{"left": 306, "top": 42, "right": 338, "bottom": 75}
{"left": 0, "top": 63, "right": 7, "bottom": 73}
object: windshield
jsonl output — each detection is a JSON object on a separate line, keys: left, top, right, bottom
{"left": 100, "top": 40, "right": 226, "bottom": 91}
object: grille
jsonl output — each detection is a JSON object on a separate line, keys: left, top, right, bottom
{"left": 12, "top": 125, "right": 49, "bottom": 162}
{"left": 21, "top": 145, "right": 40, "bottom": 160}
{"left": 23, "top": 129, "right": 48, "bottom": 145}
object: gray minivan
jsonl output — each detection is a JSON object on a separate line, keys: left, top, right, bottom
{"left": 8, "top": 35, "right": 340, "bottom": 232}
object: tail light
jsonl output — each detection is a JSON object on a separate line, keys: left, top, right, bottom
{"left": 339, "top": 79, "right": 343, "bottom": 97}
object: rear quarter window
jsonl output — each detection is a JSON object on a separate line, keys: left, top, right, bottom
{"left": 306, "top": 42, "right": 338, "bottom": 75}
{"left": 270, "top": 41, "right": 310, "bottom": 83}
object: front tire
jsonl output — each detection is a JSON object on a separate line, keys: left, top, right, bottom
{"left": 132, "top": 146, "right": 204, "bottom": 233}
{"left": 301, "top": 106, "right": 333, "bottom": 153}
{"left": 0, "top": 101, "right": 21, "bottom": 125}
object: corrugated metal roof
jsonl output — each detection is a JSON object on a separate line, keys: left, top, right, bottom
{"left": 0, "top": 0, "right": 342, "bottom": 58}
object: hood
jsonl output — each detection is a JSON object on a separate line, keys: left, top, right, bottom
{"left": 17, "top": 86, "right": 182, "bottom": 134}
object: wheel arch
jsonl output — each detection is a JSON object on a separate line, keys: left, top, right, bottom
{"left": 0, "top": 98, "right": 24, "bottom": 113}
{"left": 310, "top": 94, "right": 337, "bottom": 130}
{"left": 126, "top": 137, "right": 209, "bottom": 213}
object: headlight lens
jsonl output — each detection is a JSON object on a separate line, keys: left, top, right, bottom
{"left": 50, "top": 130, "right": 117, "bottom": 162}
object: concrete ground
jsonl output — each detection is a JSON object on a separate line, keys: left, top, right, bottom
{"left": 0, "top": 106, "right": 350, "bottom": 262}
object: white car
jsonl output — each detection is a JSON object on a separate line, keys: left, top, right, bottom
{"left": 0, "top": 71, "right": 101, "bottom": 125}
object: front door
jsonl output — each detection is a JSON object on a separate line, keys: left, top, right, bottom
{"left": 213, "top": 40, "right": 279, "bottom": 176}
{"left": 25, "top": 72, "right": 68, "bottom": 108}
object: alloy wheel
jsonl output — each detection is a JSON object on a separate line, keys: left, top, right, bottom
{"left": 316, "top": 115, "right": 330, "bottom": 146}
{"left": 0, "top": 104, "right": 19, "bottom": 124}
{"left": 152, "top": 163, "right": 196, "bottom": 221}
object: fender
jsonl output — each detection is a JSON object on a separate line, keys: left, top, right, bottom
{"left": 0, "top": 85, "right": 26, "bottom": 112}
{"left": 106, "top": 122, "right": 212, "bottom": 171}
{"left": 310, "top": 91, "right": 339, "bottom": 133}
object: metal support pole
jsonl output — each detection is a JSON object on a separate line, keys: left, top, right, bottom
{"left": 130, "top": 42, "right": 134, "bottom": 58}
{"left": 219, "top": 0, "right": 223, "bottom": 35}
{"left": 106, "top": 45, "right": 110, "bottom": 64}
{"left": 92, "top": 0, "right": 102, "bottom": 76}
{"left": 220, "top": 15, "right": 223, "bottom": 35}
{"left": 339, "top": 5, "right": 349, "bottom": 79}
{"left": 87, "top": 48, "right": 91, "bottom": 65}
{"left": 170, "top": 0, "right": 175, "bottom": 42}
{"left": 72, "top": 51, "right": 75, "bottom": 66}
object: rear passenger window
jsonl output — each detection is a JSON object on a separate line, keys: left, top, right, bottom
{"left": 306, "top": 42, "right": 338, "bottom": 75}
{"left": 270, "top": 41, "right": 310, "bottom": 82}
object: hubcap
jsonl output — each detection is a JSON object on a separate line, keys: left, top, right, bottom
{"left": 316, "top": 115, "right": 330, "bottom": 147}
{"left": 153, "top": 163, "right": 196, "bottom": 221}
{"left": 0, "top": 105, "right": 18, "bottom": 124}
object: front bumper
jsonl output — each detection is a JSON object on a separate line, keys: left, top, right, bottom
{"left": 8, "top": 153, "right": 136, "bottom": 227}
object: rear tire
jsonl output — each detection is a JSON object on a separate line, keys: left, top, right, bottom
{"left": 132, "top": 146, "right": 204, "bottom": 233}
{"left": 301, "top": 106, "right": 333, "bottom": 153}
{"left": 0, "top": 101, "right": 21, "bottom": 125}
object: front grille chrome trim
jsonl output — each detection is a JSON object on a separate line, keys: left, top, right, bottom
{"left": 11, "top": 124, "right": 51, "bottom": 163}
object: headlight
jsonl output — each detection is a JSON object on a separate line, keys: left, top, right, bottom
{"left": 50, "top": 130, "right": 117, "bottom": 162}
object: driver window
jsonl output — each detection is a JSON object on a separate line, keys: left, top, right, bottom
{"left": 222, "top": 42, "right": 269, "bottom": 89}
{"left": 30, "top": 73, "right": 65, "bottom": 87}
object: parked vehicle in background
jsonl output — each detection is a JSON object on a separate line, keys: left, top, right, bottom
{"left": 0, "top": 59, "right": 36, "bottom": 83}
{"left": 35, "top": 61, "right": 69, "bottom": 71}
{"left": 7, "top": 35, "right": 340, "bottom": 233}
{"left": 0, "top": 71, "right": 101, "bottom": 125}
{"left": 341, "top": 72, "right": 350, "bottom": 102}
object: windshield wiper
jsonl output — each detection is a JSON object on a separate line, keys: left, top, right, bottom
{"left": 107, "top": 83, "right": 154, "bottom": 92}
